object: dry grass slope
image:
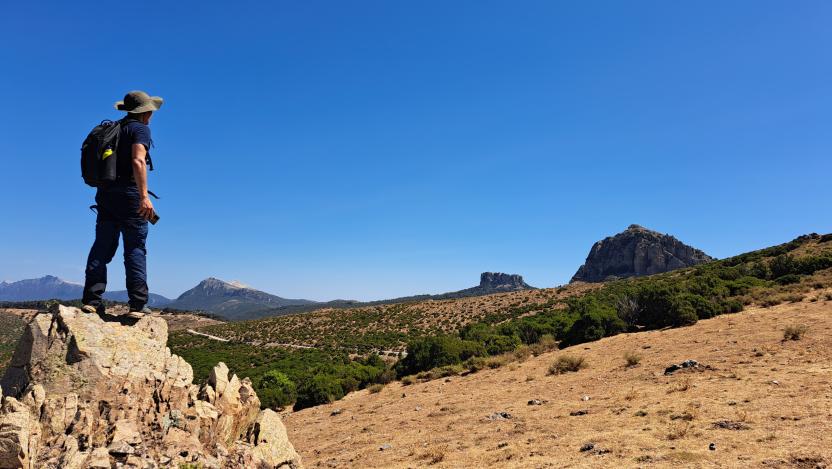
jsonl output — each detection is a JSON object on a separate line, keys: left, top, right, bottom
{"left": 285, "top": 296, "right": 832, "bottom": 468}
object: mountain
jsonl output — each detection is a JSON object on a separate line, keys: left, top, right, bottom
{"left": 0, "top": 275, "right": 80, "bottom": 301}
{"left": 571, "top": 224, "right": 714, "bottom": 283}
{"left": 418, "top": 272, "right": 535, "bottom": 300}
{"left": 0, "top": 275, "right": 171, "bottom": 307}
{"left": 167, "top": 277, "right": 316, "bottom": 320}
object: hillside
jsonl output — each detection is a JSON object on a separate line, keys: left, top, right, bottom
{"left": 248, "top": 271, "right": 536, "bottom": 318}
{"left": 167, "top": 277, "right": 316, "bottom": 320}
{"left": 2, "top": 232, "right": 831, "bottom": 453}
{"left": 286, "top": 296, "right": 832, "bottom": 467}
{"left": 164, "top": 232, "right": 832, "bottom": 416}
{"left": 178, "top": 281, "right": 597, "bottom": 354}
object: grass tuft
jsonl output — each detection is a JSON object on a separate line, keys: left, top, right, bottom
{"left": 548, "top": 355, "right": 587, "bottom": 375}
{"left": 623, "top": 350, "right": 642, "bottom": 367}
{"left": 783, "top": 324, "right": 808, "bottom": 341}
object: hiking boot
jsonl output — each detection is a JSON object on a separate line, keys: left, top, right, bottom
{"left": 127, "top": 306, "right": 152, "bottom": 319}
{"left": 81, "top": 304, "right": 101, "bottom": 315}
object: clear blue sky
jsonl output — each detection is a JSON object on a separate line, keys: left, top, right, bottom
{"left": 1, "top": 1, "right": 830, "bottom": 301}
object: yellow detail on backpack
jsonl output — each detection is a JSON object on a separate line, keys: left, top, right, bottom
{"left": 102, "top": 149, "right": 113, "bottom": 159}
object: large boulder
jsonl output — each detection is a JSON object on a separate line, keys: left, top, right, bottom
{"left": 571, "top": 224, "right": 714, "bottom": 283}
{"left": 0, "top": 305, "right": 301, "bottom": 468}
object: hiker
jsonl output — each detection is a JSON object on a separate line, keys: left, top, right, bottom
{"left": 81, "top": 90, "right": 162, "bottom": 318}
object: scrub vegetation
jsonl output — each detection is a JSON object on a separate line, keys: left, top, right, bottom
{"left": 0, "top": 312, "right": 26, "bottom": 371}
{"left": 131, "top": 233, "right": 832, "bottom": 410}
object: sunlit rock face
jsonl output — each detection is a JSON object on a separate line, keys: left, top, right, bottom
{"left": 0, "top": 305, "right": 302, "bottom": 469}
{"left": 571, "top": 224, "right": 714, "bottom": 283}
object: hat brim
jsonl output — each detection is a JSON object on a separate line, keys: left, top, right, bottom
{"left": 114, "top": 96, "right": 164, "bottom": 113}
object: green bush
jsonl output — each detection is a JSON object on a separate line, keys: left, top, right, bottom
{"left": 257, "top": 370, "right": 297, "bottom": 409}
{"left": 396, "top": 335, "right": 486, "bottom": 377}
{"left": 294, "top": 374, "right": 344, "bottom": 410}
{"left": 560, "top": 297, "right": 626, "bottom": 346}
{"left": 636, "top": 284, "right": 698, "bottom": 328}
{"left": 722, "top": 298, "right": 744, "bottom": 313}
{"left": 682, "top": 293, "right": 720, "bottom": 319}
{"left": 775, "top": 274, "right": 802, "bottom": 285}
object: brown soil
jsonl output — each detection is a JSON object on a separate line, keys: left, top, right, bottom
{"left": 286, "top": 296, "right": 832, "bottom": 468}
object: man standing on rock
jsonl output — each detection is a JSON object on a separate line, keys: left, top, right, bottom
{"left": 82, "top": 91, "right": 162, "bottom": 319}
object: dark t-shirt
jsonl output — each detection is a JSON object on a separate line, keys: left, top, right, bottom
{"left": 115, "top": 118, "right": 152, "bottom": 184}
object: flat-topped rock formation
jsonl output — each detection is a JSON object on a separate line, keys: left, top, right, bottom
{"left": 0, "top": 305, "right": 301, "bottom": 468}
{"left": 571, "top": 224, "right": 714, "bottom": 283}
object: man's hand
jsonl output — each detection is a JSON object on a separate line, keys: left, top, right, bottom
{"left": 138, "top": 196, "right": 155, "bottom": 220}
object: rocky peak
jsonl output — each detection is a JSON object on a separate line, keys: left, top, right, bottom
{"left": 479, "top": 272, "right": 532, "bottom": 291}
{"left": 571, "top": 225, "right": 714, "bottom": 283}
{"left": 0, "top": 305, "right": 301, "bottom": 468}
{"left": 626, "top": 224, "right": 649, "bottom": 232}
{"left": 196, "top": 277, "right": 245, "bottom": 291}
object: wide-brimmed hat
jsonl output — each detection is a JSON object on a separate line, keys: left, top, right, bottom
{"left": 114, "top": 90, "right": 164, "bottom": 113}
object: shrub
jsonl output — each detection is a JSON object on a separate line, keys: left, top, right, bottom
{"left": 377, "top": 368, "right": 397, "bottom": 384}
{"left": 481, "top": 334, "right": 522, "bottom": 356}
{"left": 257, "top": 370, "right": 297, "bottom": 409}
{"left": 783, "top": 324, "right": 808, "bottom": 341}
{"left": 636, "top": 285, "right": 698, "bottom": 328}
{"left": 761, "top": 297, "right": 783, "bottom": 308}
{"left": 463, "top": 356, "right": 488, "bottom": 373}
{"left": 548, "top": 355, "right": 587, "bottom": 375}
{"left": 367, "top": 383, "right": 384, "bottom": 393}
{"left": 529, "top": 334, "right": 558, "bottom": 356}
{"left": 294, "top": 374, "right": 344, "bottom": 410}
{"left": 723, "top": 299, "right": 744, "bottom": 314}
{"left": 484, "top": 355, "right": 509, "bottom": 369}
{"left": 682, "top": 293, "right": 720, "bottom": 319}
{"left": 770, "top": 254, "right": 797, "bottom": 279}
{"left": 396, "top": 335, "right": 486, "bottom": 377}
{"left": 775, "top": 274, "right": 802, "bottom": 286}
{"left": 512, "top": 345, "right": 532, "bottom": 362}
{"left": 784, "top": 293, "right": 804, "bottom": 303}
{"left": 561, "top": 297, "right": 626, "bottom": 346}
{"left": 623, "top": 351, "right": 642, "bottom": 367}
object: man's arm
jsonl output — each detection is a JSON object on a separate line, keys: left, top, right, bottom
{"left": 132, "top": 143, "right": 155, "bottom": 220}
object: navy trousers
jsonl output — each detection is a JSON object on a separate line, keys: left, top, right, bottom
{"left": 83, "top": 185, "right": 149, "bottom": 309}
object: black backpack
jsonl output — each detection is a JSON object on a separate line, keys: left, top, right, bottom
{"left": 81, "top": 119, "right": 125, "bottom": 187}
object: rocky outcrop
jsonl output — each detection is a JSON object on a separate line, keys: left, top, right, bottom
{"left": 571, "top": 225, "right": 714, "bottom": 283}
{"left": 0, "top": 305, "right": 301, "bottom": 469}
{"left": 477, "top": 273, "right": 532, "bottom": 291}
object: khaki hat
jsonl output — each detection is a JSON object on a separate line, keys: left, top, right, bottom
{"left": 115, "top": 90, "right": 164, "bottom": 113}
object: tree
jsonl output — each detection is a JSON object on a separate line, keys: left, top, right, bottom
{"left": 257, "top": 370, "right": 297, "bottom": 409}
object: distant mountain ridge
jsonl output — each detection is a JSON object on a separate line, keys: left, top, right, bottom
{"left": 5, "top": 272, "right": 535, "bottom": 322}
{"left": 166, "top": 277, "right": 316, "bottom": 321}
{"left": 571, "top": 224, "right": 714, "bottom": 283}
{"left": 253, "top": 272, "right": 537, "bottom": 318}
{"left": 0, "top": 275, "right": 171, "bottom": 307}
